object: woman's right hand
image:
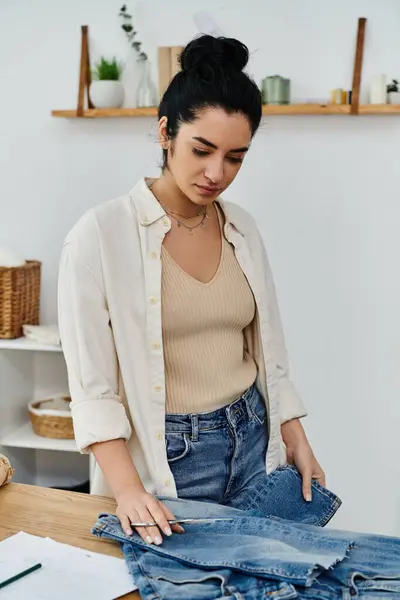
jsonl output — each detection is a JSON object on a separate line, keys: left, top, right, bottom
{"left": 116, "top": 485, "right": 185, "bottom": 545}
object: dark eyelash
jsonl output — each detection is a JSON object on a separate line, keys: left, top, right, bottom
{"left": 193, "top": 148, "right": 209, "bottom": 157}
{"left": 193, "top": 148, "right": 243, "bottom": 164}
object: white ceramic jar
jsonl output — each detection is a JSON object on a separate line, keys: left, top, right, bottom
{"left": 89, "top": 81, "right": 124, "bottom": 109}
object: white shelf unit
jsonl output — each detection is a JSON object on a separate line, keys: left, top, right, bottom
{"left": 0, "top": 338, "right": 90, "bottom": 489}
{"left": 0, "top": 338, "right": 63, "bottom": 352}
{"left": 1, "top": 423, "right": 78, "bottom": 452}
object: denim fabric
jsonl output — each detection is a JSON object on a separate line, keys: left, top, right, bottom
{"left": 165, "top": 384, "right": 340, "bottom": 526}
{"left": 298, "top": 524, "right": 400, "bottom": 599}
{"left": 92, "top": 501, "right": 352, "bottom": 600}
{"left": 257, "top": 516, "right": 400, "bottom": 598}
{"left": 92, "top": 385, "right": 400, "bottom": 598}
{"left": 93, "top": 501, "right": 400, "bottom": 600}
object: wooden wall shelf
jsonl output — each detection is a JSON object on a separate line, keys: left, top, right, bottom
{"left": 51, "top": 104, "right": 400, "bottom": 118}
{"left": 357, "top": 104, "right": 400, "bottom": 114}
{"left": 52, "top": 108, "right": 157, "bottom": 118}
{"left": 52, "top": 19, "right": 400, "bottom": 120}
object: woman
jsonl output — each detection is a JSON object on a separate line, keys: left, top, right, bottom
{"left": 58, "top": 35, "right": 325, "bottom": 548}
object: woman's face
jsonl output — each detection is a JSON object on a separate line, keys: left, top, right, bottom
{"left": 161, "top": 107, "right": 252, "bottom": 205}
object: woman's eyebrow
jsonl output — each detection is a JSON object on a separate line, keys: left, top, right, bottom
{"left": 192, "top": 136, "right": 249, "bottom": 153}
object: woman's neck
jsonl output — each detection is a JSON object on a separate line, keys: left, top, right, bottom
{"left": 150, "top": 172, "right": 203, "bottom": 217}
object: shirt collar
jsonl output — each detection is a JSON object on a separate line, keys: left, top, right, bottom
{"left": 131, "top": 177, "right": 244, "bottom": 237}
{"left": 130, "top": 178, "right": 165, "bottom": 226}
{"left": 217, "top": 196, "right": 245, "bottom": 237}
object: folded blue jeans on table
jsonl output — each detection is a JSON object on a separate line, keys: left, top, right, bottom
{"left": 93, "top": 468, "right": 343, "bottom": 600}
{"left": 93, "top": 499, "right": 400, "bottom": 599}
{"left": 92, "top": 498, "right": 351, "bottom": 600}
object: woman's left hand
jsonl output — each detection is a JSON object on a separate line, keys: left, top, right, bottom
{"left": 281, "top": 419, "right": 326, "bottom": 502}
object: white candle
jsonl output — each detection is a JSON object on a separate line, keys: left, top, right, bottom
{"left": 369, "top": 74, "right": 387, "bottom": 104}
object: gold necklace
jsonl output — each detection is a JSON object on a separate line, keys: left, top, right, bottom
{"left": 160, "top": 202, "right": 209, "bottom": 235}
{"left": 149, "top": 181, "right": 207, "bottom": 226}
{"left": 166, "top": 205, "right": 206, "bottom": 220}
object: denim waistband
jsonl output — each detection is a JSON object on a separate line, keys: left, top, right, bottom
{"left": 165, "top": 384, "right": 259, "bottom": 434}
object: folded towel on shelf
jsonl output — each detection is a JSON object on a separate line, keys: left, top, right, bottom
{"left": 0, "top": 454, "right": 14, "bottom": 487}
{"left": 22, "top": 324, "right": 61, "bottom": 346}
{"left": 0, "top": 247, "right": 25, "bottom": 267}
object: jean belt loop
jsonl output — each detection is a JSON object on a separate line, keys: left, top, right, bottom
{"left": 190, "top": 414, "right": 199, "bottom": 442}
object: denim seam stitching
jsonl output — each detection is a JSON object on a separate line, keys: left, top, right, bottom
{"left": 222, "top": 421, "right": 240, "bottom": 502}
{"left": 225, "top": 584, "right": 245, "bottom": 599}
{"left": 247, "top": 399, "right": 265, "bottom": 426}
{"left": 313, "top": 497, "right": 342, "bottom": 527}
{"left": 251, "top": 410, "right": 265, "bottom": 427}
{"left": 234, "top": 466, "right": 341, "bottom": 526}
{"left": 165, "top": 423, "right": 227, "bottom": 433}
{"left": 166, "top": 432, "right": 191, "bottom": 464}
{"left": 280, "top": 465, "right": 340, "bottom": 503}
{"left": 235, "top": 470, "right": 279, "bottom": 512}
{"left": 129, "top": 545, "right": 163, "bottom": 600}
{"left": 275, "top": 466, "right": 342, "bottom": 526}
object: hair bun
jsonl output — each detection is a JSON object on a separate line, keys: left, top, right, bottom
{"left": 180, "top": 35, "right": 249, "bottom": 77}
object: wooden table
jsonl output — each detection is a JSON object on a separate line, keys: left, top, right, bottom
{"left": 0, "top": 483, "right": 140, "bottom": 599}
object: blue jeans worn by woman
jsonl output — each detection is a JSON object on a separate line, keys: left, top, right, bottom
{"left": 92, "top": 385, "right": 400, "bottom": 599}
{"left": 163, "top": 384, "right": 339, "bottom": 524}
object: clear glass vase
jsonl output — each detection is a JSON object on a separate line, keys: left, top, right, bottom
{"left": 121, "top": 50, "right": 142, "bottom": 108}
{"left": 136, "top": 59, "right": 157, "bottom": 108}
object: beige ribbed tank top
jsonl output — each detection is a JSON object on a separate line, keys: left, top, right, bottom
{"left": 161, "top": 218, "right": 258, "bottom": 415}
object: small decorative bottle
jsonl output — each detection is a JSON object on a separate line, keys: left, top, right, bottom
{"left": 136, "top": 59, "right": 157, "bottom": 108}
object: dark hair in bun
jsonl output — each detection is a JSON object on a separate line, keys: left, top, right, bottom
{"left": 158, "top": 35, "right": 262, "bottom": 169}
{"left": 180, "top": 35, "right": 249, "bottom": 75}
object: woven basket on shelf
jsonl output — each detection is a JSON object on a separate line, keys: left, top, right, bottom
{"left": 28, "top": 397, "right": 74, "bottom": 440}
{"left": 0, "top": 261, "right": 41, "bottom": 339}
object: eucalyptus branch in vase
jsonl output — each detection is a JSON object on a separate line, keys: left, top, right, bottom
{"left": 119, "top": 4, "right": 148, "bottom": 61}
{"left": 119, "top": 3, "right": 157, "bottom": 107}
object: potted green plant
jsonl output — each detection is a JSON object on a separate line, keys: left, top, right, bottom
{"left": 387, "top": 79, "right": 400, "bottom": 104}
{"left": 90, "top": 57, "right": 124, "bottom": 109}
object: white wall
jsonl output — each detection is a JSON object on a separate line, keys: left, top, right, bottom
{"left": 1, "top": 0, "right": 400, "bottom": 535}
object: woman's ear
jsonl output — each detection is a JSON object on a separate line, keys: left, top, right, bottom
{"left": 158, "top": 116, "right": 170, "bottom": 149}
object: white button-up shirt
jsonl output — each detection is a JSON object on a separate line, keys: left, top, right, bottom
{"left": 58, "top": 178, "right": 306, "bottom": 497}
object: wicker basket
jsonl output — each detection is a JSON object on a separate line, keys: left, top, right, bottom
{"left": 0, "top": 261, "right": 41, "bottom": 339}
{"left": 28, "top": 396, "right": 74, "bottom": 440}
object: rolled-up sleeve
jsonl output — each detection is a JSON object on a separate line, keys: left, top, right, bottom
{"left": 257, "top": 230, "right": 307, "bottom": 424}
{"left": 58, "top": 241, "right": 131, "bottom": 453}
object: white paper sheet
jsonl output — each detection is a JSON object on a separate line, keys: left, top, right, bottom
{"left": 0, "top": 531, "right": 137, "bottom": 599}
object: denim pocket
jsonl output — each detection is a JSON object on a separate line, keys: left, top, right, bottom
{"left": 249, "top": 394, "right": 266, "bottom": 426}
{"left": 165, "top": 432, "right": 192, "bottom": 463}
{"left": 239, "top": 464, "right": 341, "bottom": 526}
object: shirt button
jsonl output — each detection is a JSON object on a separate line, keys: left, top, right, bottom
{"left": 156, "top": 432, "right": 163, "bottom": 440}
{"left": 151, "top": 252, "right": 158, "bottom": 259}
{"left": 154, "top": 385, "right": 162, "bottom": 392}
{"left": 152, "top": 342, "right": 161, "bottom": 350}
{"left": 162, "top": 219, "right": 169, "bottom": 227}
{"left": 143, "top": 216, "right": 149, "bottom": 224}
{"left": 165, "top": 478, "right": 172, "bottom": 487}
{"left": 149, "top": 297, "right": 158, "bottom": 305}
